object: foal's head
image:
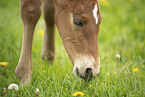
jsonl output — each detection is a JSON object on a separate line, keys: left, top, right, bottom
{"left": 55, "top": 0, "right": 102, "bottom": 81}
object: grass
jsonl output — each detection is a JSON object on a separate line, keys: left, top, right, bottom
{"left": 0, "top": 0, "right": 145, "bottom": 96}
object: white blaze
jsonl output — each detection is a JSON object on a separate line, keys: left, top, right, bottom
{"left": 92, "top": 4, "right": 98, "bottom": 25}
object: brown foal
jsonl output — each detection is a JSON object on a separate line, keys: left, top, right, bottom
{"left": 15, "top": 0, "right": 102, "bottom": 85}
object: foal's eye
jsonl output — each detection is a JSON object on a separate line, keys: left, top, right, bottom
{"left": 73, "top": 19, "right": 83, "bottom": 27}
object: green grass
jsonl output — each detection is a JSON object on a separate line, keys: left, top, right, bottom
{"left": 0, "top": 0, "right": 145, "bottom": 96}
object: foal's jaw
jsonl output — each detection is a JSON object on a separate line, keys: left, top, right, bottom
{"left": 73, "top": 55, "right": 100, "bottom": 81}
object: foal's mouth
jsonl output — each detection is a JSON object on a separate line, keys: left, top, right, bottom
{"left": 76, "top": 68, "right": 99, "bottom": 81}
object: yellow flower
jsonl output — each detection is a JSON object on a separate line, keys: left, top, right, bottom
{"left": 38, "top": 29, "right": 44, "bottom": 36}
{"left": 132, "top": 68, "right": 139, "bottom": 72}
{"left": 100, "top": 0, "right": 109, "bottom": 6}
{"left": 0, "top": 62, "right": 8, "bottom": 66}
{"left": 89, "top": 84, "right": 92, "bottom": 87}
{"left": 43, "top": 70, "right": 46, "bottom": 73}
{"left": 73, "top": 91, "right": 85, "bottom": 96}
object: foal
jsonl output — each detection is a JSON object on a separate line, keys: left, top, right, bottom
{"left": 15, "top": 0, "right": 102, "bottom": 85}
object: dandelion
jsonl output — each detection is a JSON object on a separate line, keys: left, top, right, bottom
{"left": 36, "top": 88, "right": 39, "bottom": 93}
{"left": 35, "top": 88, "right": 40, "bottom": 96}
{"left": 0, "top": 62, "right": 8, "bottom": 66}
{"left": 89, "top": 84, "right": 92, "bottom": 87}
{"left": 132, "top": 68, "right": 139, "bottom": 72}
{"left": 100, "top": 0, "right": 109, "bottom": 6}
{"left": 38, "top": 29, "right": 44, "bottom": 36}
{"left": 115, "top": 54, "right": 120, "bottom": 59}
{"left": 43, "top": 70, "right": 46, "bottom": 73}
{"left": 8, "top": 84, "right": 19, "bottom": 91}
{"left": 73, "top": 91, "right": 85, "bottom": 96}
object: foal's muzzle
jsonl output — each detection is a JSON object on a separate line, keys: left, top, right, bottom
{"left": 73, "top": 56, "right": 100, "bottom": 81}
{"left": 75, "top": 67, "right": 99, "bottom": 81}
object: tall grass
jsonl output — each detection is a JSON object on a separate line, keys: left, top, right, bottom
{"left": 0, "top": 0, "right": 145, "bottom": 96}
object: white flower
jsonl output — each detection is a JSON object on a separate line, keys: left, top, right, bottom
{"left": 8, "top": 84, "right": 19, "bottom": 91}
{"left": 36, "top": 88, "right": 39, "bottom": 93}
{"left": 115, "top": 54, "right": 120, "bottom": 59}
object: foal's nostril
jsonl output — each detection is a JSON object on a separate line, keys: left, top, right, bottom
{"left": 76, "top": 68, "right": 79, "bottom": 76}
{"left": 85, "top": 68, "right": 93, "bottom": 81}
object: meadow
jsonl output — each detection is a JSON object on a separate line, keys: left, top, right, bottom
{"left": 0, "top": 0, "right": 145, "bottom": 96}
